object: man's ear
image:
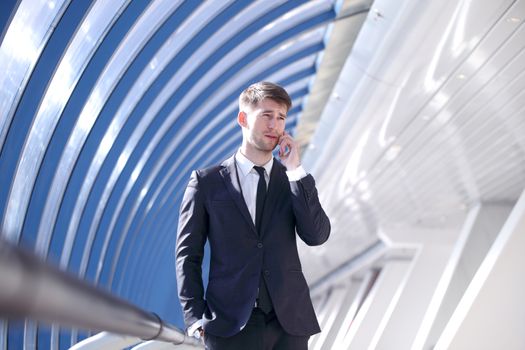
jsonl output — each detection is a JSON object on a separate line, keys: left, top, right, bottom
{"left": 237, "top": 111, "right": 247, "bottom": 128}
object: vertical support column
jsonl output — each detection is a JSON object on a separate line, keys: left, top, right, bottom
{"left": 309, "top": 285, "right": 349, "bottom": 350}
{"left": 435, "top": 190, "right": 525, "bottom": 350}
{"left": 0, "top": 320, "right": 6, "bottom": 350}
{"left": 368, "top": 227, "right": 459, "bottom": 349}
{"left": 345, "top": 259, "right": 413, "bottom": 349}
{"left": 317, "top": 279, "right": 365, "bottom": 350}
{"left": 50, "top": 324, "right": 59, "bottom": 349}
{"left": 310, "top": 280, "right": 362, "bottom": 350}
{"left": 416, "top": 204, "right": 512, "bottom": 349}
{"left": 311, "top": 292, "right": 331, "bottom": 329}
{"left": 332, "top": 272, "right": 376, "bottom": 347}
{"left": 24, "top": 320, "right": 37, "bottom": 349}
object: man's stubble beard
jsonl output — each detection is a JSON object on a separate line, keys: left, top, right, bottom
{"left": 253, "top": 134, "right": 277, "bottom": 153}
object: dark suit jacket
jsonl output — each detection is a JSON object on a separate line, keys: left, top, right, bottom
{"left": 175, "top": 155, "right": 330, "bottom": 337}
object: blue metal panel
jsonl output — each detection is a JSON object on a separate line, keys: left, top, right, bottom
{"left": 6, "top": 320, "right": 23, "bottom": 350}
{"left": 54, "top": 0, "right": 201, "bottom": 278}
{"left": 26, "top": 0, "right": 150, "bottom": 263}
{"left": 0, "top": 0, "right": 95, "bottom": 244}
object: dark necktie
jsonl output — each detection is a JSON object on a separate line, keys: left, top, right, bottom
{"left": 253, "top": 165, "right": 272, "bottom": 313}
{"left": 253, "top": 166, "right": 267, "bottom": 233}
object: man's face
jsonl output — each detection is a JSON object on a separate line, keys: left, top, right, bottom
{"left": 240, "top": 98, "right": 287, "bottom": 153}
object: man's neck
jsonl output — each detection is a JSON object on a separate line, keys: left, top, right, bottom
{"left": 240, "top": 144, "right": 272, "bottom": 166}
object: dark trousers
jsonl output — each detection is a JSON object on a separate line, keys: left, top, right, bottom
{"left": 204, "top": 308, "right": 309, "bottom": 350}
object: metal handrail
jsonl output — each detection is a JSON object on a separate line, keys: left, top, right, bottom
{"left": 0, "top": 239, "right": 201, "bottom": 348}
{"left": 309, "top": 240, "right": 387, "bottom": 297}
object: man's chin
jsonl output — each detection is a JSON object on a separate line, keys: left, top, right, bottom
{"left": 255, "top": 143, "right": 276, "bottom": 153}
{"left": 252, "top": 139, "right": 273, "bottom": 149}
{"left": 266, "top": 143, "right": 278, "bottom": 152}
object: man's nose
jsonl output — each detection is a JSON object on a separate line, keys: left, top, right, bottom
{"left": 268, "top": 118, "right": 276, "bottom": 129}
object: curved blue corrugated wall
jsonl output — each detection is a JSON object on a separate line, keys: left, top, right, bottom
{"left": 0, "top": 1, "right": 339, "bottom": 348}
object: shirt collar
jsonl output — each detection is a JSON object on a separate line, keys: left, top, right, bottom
{"left": 235, "top": 149, "right": 273, "bottom": 177}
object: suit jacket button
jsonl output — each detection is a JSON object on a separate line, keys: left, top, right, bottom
{"left": 257, "top": 242, "right": 263, "bottom": 248}
{"left": 264, "top": 270, "right": 270, "bottom": 276}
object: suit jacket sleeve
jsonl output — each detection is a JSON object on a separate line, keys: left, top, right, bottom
{"left": 176, "top": 170, "right": 208, "bottom": 329}
{"left": 289, "top": 174, "right": 331, "bottom": 246}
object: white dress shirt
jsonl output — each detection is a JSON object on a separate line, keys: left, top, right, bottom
{"left": 234, "top": 150, "right": 273, "bottom": 224}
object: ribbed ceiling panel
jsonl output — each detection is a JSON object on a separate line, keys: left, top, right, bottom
{"left": 301, "top": 0, "right": 525, "bottom": 285}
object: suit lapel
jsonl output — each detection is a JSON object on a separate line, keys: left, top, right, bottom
{"left": 259, "top": 158, "right": 287, "bottom": 238}
{"left": 219, "top": 155, "right": 258, "bottom": 236}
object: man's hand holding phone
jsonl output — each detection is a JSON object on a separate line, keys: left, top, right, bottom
{"left": 278, "top": 131, "right": 300, "bottom": 170}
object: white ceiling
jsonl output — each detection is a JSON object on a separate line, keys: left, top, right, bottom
{"left": 300, "top": 0, "right": 525, "bottom": 284}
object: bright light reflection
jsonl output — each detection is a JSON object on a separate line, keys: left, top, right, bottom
{"left": 465, "top": 51, "right": 484, "bottom": 71}
{"left": 99, "top": 133, "right": 114, "bottom": 156}
{"left": 46, "top": 60, "right": 74, "bottom": 105}
{"left": 81, "top": 20, "right": 91, "bottom": 34}
{"left": 436, "top": 111, "right": 453, "bottom": 125}
{"left": 262, "top": 0, "right": 322, "bottom": 31}
{"left": 131, "top": 167, "right": 141, "bottom": 183}
{"left": 360, "top": 191, "right": 371, "bottom": 201}
{"left": 284, "top": 1, "right": 319, "bottom": 21}
{"left": 116, "top": 152, "right": 130, "bottom": 172}
{"left": 76, "top": 92, "right": 102, "bottom": 133}
{"left": 358, "top": 180, "right": 369, "bottom": 192}
{"left": 262, "top": 21, "right": 277, "bottom": 31}
{"left": 341, "top": 127, "right": 372, "bottom": 189}
{"left": 424, "top": 0, "right": 480, "bottom": 92}
{"left": 146, "top": 201, "right": 154, "bottom": 211}
{"left": 80, "top": 20, "right": 94, "bottom": 44}
{"left": 278, "top": 40, "right": 294, "bottom": 51}
{"left": 345, "top": 197, "right": 356, "bottom": 206}
{"left": 149, "top": 57, "right": 158, "bottom": 70}
{"left": 377, "top": 74, "right": 409, "bottom": 147}
{"left": 423, "top": 2, "right": 463, "bottom": 92}
{"left": 385, "top": 144, "right": 402, "bottom": 161}
{"left": 139, "top": 187, "right": 148, "bottom": 200}
{"left": 451, "top": 0, "right": 474, "bottom": 57}
{"left": 2, "top": 23, "right": 39, "bottom": 63}
{"left": 429, "top": 91, "right": 449, "bottom": 112}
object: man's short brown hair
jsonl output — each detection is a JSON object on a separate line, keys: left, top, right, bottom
{"left": 238, "top": 81, "right": 292, "bottom": 112}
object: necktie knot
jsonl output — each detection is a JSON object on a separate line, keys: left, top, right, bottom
{"left": 253, "top": 165, "right": 265, "bottom": 178}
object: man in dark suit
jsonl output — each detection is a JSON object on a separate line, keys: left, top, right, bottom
{"left": 176, "top": 81, "right": 330, "bottom": 349}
